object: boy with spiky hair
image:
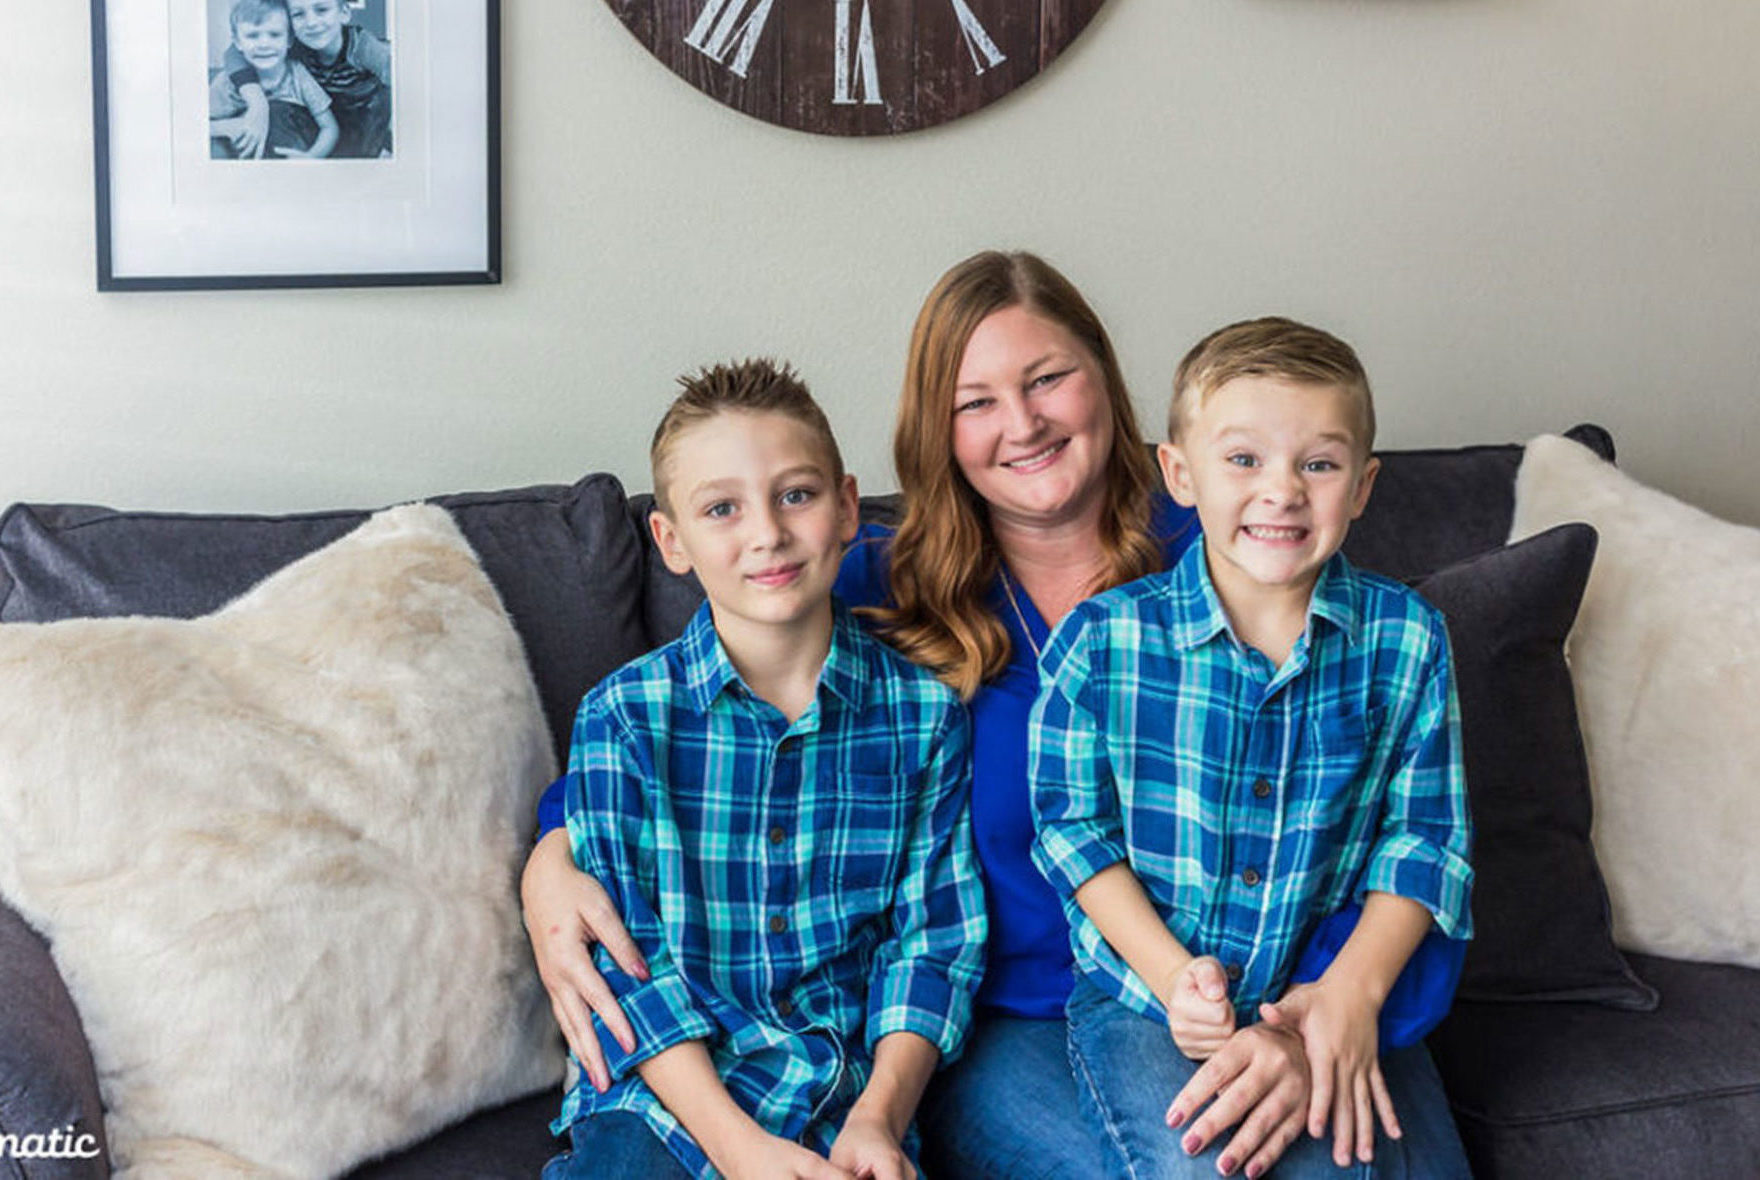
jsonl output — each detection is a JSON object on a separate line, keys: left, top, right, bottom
{"left": 545, "top": 360, "right": 986, "bottom": 1180}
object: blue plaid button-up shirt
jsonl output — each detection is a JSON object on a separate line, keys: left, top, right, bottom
{"left": 1031, "top": 544, "right": 1472, "bottom": 1023}
{"left": 554, "top": 601, "right": 986, "bottom": 1178}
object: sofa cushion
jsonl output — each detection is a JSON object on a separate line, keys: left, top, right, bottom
{"left": 346, "top": 1093, "right": 560, "bottom": 1179}
{"left": 1430, "top": 953, "right": 1760, "bottom": 1179}
{"left": 0, "top": 897, "right": 108, "bottom": 1178}
{"left": 1414, "top": 525, "right": 1654, "bottom": 1009}
{"left": 1344, "top": 423, "right": 1614, "bottom": 583}
{"left": 0, "top": 475, "right": 649, "bottom": 768}
{"left": 1512, "top": 434, "right": 1760, "bottom": 971}
{"left": 0, "top": 506, "right": 564, "bottom": 1177}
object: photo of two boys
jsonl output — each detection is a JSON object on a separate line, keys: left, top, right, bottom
{"left": 207, "top": 0, "right": 392, "bottom": 160}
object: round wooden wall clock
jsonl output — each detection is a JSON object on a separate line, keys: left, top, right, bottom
{"left": 603, "top": 1, "right": 1108, "bottom": 136}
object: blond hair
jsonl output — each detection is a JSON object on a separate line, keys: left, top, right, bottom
{"left": 865, "top": 251, "right": 1163, "bottom": 699}
{"left": 1170, "top": 317, "right": 1376, "bottom": 456}
{"left": 650, "top": 358, "right": 843, "bottom": 513}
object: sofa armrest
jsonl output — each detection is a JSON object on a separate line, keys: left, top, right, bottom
{"left": 0, "top": 898, "right": 108, "bottom": 1179}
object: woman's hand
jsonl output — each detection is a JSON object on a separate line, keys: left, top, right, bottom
{"left": 1260, "top": 980, "right": 1400, "bottom": 1166}
{"left": 520, "top": 828, "right": 648, "bottom": 1091}
{"left": 1164, "top": 1021, "right": 1312, "bottom": 1179}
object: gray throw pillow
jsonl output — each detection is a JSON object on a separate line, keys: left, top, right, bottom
{"left": 1416, "top": 523, "right": 1655, "bottom": 1008}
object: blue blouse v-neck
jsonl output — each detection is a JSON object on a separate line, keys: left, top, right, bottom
{"left": 830, "top": 495, "right": 1200, "bottom": 1017}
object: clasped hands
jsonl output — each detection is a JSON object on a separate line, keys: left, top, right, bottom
{"left": 1162, "top": 956, "right": 1402, "bottom": 1176}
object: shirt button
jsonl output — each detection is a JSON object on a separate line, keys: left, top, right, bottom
{"left": 768, "top": 826, "right": 787, "bottom": 845}
{"left": 1242, "top": 868, "right": 1262, "bottom": 887}
{"left": 1225, "top": 963, "right": 1244, "bottom": 982}
{"left": 768, "top": 914, "right": 788, "bottom": 935}
{"left": 1253, "top": 779, "right": 1272, "bottom": 799}
{"left": 776, "top": 998, "right": 795, "bottom": 1017}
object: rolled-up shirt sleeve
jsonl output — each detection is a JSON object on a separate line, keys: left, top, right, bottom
{"left": 866, "top": 705, "right": 987, "bottom": 1062}
{"left": 1359, "top": 619, "right": 1474, "bottom": 940}
{"left": 565, "top": 700, "right": 715, "bottom": 1079}
{"left": 1030, "top": 608, "right": 1130, "bottom": 899}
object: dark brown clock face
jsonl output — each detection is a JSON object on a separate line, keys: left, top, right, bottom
{"left": 604, "top": 1, "right": 1108, "bottom": 136}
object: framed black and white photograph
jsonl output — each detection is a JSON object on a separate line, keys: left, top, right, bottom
{"left": 92, "top": 0, "right": 500, "bottom": 290}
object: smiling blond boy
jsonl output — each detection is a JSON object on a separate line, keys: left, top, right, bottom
{"left": 1031, "top": 318, "right": 1474, "bottom": 1178}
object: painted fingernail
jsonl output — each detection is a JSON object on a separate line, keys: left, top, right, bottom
{"left": 1168, "top": 1108, "right": 1187, "bottom": 1128}
{"left": 1183, "top": 1133, "right": 1202, "bottom": 1155}
{"left": 1246, "top": 1164, "right": 1264, "bottom": 1180}
{"left": 1219, "top": 1155, "right": 1237, "bottom": 1175}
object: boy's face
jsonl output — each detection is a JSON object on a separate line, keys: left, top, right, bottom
{"left": 650, "top": 410, "right": 859, "bottom": 644}
{"left": 233, "top": 10, "right": 291, "bottom": 71}
{"left": 288, "top": 0, "right": 349, "bottom": 55}
{"left": 1158, "top": 375, "right": 1379, "bottom": 605}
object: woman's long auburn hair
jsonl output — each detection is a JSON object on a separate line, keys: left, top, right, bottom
{"left": 864, "top": 251, "right": 1165, "bottom": 699}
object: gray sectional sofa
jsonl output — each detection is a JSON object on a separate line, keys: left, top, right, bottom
{"left": 2, "top": 425, "right": 1757, "bottom": 1178}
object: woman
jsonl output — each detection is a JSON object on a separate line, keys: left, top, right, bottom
{"left": 524, "top": 252, "right": 1304, "bottom": 1176}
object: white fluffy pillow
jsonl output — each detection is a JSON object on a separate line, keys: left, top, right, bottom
{"left": 1511, "top": 435, "right": 1760, "bottom": 969}
{"left": 0, "top": 505, "right": 563, "bottom": 1178}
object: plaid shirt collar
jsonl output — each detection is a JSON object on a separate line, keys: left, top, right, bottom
{"left": 1164, "top": 541, "right": 1364, "bottom": 653}
{"left": 675, "top": 598, "right": 868, "bottom": 716}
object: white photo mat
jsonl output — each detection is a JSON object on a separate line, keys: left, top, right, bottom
{"left": 93, "top": 0, "right": 499, "bottom": 288}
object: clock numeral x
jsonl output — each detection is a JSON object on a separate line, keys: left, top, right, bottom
{"left": 833, "top": 0, "right": 882, "bottom": 105}
{"left": 683, "top": 0, "right": 1006, "bottom": 90}
{"left": 684, "top": 0, "right": 778, "bottom": 79}
{"left": 947, "top": 0, "right": 1006, "bottom": 75}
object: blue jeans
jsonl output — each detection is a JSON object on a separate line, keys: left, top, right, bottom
{"left": 542, "top": 1111, "right": 693, "bottom": 1180}
{"left": 1066, "top": 978, "right": 1471, "bottom": 1179}
{"left": 918, "top": 1012, "right": 1107, "bottom": 1179}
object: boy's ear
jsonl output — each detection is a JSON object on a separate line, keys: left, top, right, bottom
{"left": 836, "top": 473, "right": 860, "bottom": 545}
{"left": 1349, "top": 455, "right": 1381, "bottom": 520}
{"left": 1157, "top": 441, "right": 1198, "bottom": 507}
{"left": 648, "top": 508, "right": 694, "bottom": 576}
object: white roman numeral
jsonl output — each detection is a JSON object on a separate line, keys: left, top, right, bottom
{"left": 684, "top": 0, "right": 779, "bottom": 79}
{"left": 947, "top": 0, "right": 1006, "bottom": 75}
{"left": 833, "top": 0, "right": 883, "bottom": 105}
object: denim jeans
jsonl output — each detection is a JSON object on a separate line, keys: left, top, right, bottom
{"left": 1065, "top": 977, "right": 1472, "bottom": 1179}
{"left": 542, "top": 1111, "right": 694, "bottom": 1180}
{"left": 918, "top": 1012, "right": 1108, "bottom": 1179}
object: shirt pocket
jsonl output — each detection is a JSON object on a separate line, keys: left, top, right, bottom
{"left": 808, "top": 772, "right": 915, "bottom": 919}
{"left": 1293, "top": 705, "right": 1385, "bottom": 848}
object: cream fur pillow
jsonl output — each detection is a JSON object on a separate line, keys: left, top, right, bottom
{"left": 0, "top": 505, "right": 563, "bottom": 1178}
{"left": 1511, "top": 435, "right": 1760, "bottom": 969}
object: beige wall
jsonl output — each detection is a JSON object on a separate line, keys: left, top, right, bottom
{"left": 4, "top": 1, "right": 1756, "bottom": 525}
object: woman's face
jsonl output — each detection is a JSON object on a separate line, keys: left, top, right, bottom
{"left": 949, "top": 305, "right": 1116, "bottom": 533}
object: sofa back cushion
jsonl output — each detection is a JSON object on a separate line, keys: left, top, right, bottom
{"left": 0, "top": 475, "right": 650, "bottom": 766}
{"left": 1345, "top": 423, "right": 1615, "bottom": 582}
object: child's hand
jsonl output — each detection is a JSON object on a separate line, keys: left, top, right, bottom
{"left": 270, "top": 146, "right": 320, "bottom": 159}
{"left": 1260, "top": 980, "right": 1400, "bottom": 1166}
{"left": 1164, "top": 955, "right": 1236, "bottom": 1059}
{"left": 829, "top": 1112, "right": 916, "bottom": 1180}
{"left": 235, "top": 89, "right": 269, "bottom": 158}
{"left": 727, "top": 1131, "right": 857, "bottom": 1180}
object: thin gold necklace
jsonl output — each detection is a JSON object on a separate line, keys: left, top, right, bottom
{"left": 999, "top": 566, "right": 1042, "bottom": 660}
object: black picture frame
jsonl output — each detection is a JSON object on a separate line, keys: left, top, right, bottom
{"left": 91, "top": 0, "right": 501, "bottom": 291}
